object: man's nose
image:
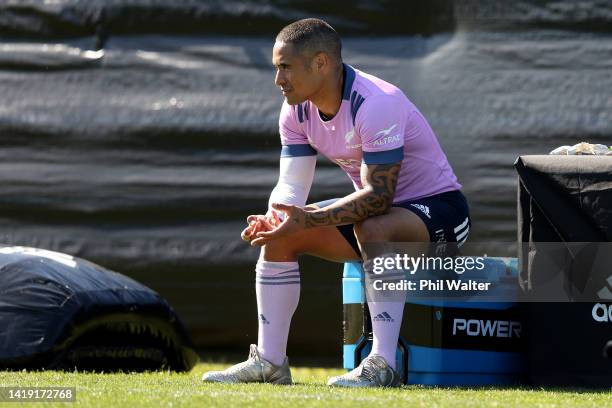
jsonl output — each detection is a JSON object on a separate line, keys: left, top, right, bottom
{"left": 275, "top": 70, "right": 285, "bottom": 87}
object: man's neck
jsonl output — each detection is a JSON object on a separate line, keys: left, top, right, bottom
{"left": 310, "top": 65, "right": 344, "bottom": 120}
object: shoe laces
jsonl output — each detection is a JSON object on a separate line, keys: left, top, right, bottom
{"left": 248, "top": 344, "right": 259, "bottom": 361}
{"left": 358, "top": 356, "right": 387, "bottom": 383}
{"left": 249, "top": 345, "right": 268, "bottom": 382}
{"left": 220, "top": 345, "right": 260, "bottom": 379}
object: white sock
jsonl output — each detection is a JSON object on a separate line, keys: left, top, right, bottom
{"left": 255, "top": 260, "right": 300, "bottom": 366}
{"left": 363, "top": 255, "right": 407, "bottom": 370}
{"left": 368, "top": 301, "right": 405, "bottom": 370}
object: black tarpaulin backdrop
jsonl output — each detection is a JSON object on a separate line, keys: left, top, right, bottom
{"left": 1, "top": 0, "right": 612, "bottom": 356}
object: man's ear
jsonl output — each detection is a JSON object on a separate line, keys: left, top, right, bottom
{"left": 313, "top": 52, "right": 327, "bottom": 72}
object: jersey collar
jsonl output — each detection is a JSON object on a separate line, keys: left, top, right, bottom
{"left": 342, "top": 63, "right": 356, "bottom": 100}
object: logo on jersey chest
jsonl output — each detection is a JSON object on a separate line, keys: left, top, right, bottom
{"left": 344, "top": 129, "right": 361, "bottom": 149}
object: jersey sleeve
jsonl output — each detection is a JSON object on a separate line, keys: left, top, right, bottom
{"left": 279, "top": 101, "right": 317, "bottom": 158}
{"left": 355, "top": 95, "right": 405, "bottom": 165}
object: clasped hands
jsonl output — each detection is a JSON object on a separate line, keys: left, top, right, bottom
{"left": 241, "top": 203, "right": 308, "bottom": 246}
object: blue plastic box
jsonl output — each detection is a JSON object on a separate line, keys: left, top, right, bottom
{"left": 342, "top": 257, "right": 526, "bottom": 386}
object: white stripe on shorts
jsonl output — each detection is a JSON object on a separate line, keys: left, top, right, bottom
{"left": 456, "top": 225, "right": 470, "bottom": 241}
{"left": 454, "top": 217, "right": 469, "bottom": 234}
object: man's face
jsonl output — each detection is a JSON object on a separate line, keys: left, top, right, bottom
{"left": 272, "top": 41, "right": 322, "bottom": 105}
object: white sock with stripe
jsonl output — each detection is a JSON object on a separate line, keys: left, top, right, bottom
{"left": 255, "top": 260, "right": 300, "bottom": 366}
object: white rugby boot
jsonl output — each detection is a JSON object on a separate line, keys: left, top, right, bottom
{"left": 202, "top": 344, "right": 292, "bottom": 385}
{"left": 327, "top": 354, "right": 402, "bottom": 388}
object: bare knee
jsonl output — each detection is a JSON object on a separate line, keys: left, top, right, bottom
{"left": 261, "top": 238, "right": 297, "bottom": 261}
{"left": 260, "top": 236, "right": 299, "bottom": 262}
{"left": 354, "top": 217, "right": 387, "bottom": 243}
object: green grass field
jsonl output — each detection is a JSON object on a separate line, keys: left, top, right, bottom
{"left": 1, "top": 363, "right": 610, "bottom": 407}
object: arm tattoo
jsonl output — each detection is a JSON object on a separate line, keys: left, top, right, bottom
{"left": 302, "top": 161, "right": 401, "bottom": 228}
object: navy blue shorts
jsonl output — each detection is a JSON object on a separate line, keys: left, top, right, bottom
{"left": 313, "top": 190, "right": 471, "bottom": 257}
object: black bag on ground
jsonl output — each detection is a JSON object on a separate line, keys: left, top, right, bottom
{"left": 0, "top": 246, "right": 198, "bottom": 372}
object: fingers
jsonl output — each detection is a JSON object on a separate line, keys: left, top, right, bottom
{"left": 250, "top": 234, "right": 273, "bottom": 246}
{"left": 241, "top": 226, "right": 252, "bottom": 241}
{"left": 250, "top": 227, "right": 283, "bottom": 246}
{"left": 248, "top": 221, "right": 264, "bottom": 238}
{"left": 250, "top": 230, "right": 268, "bottom": 246}
{"left": 250, "top": 237, "right": 265, "bottom": 246}
{"left": 244, "top": 210, "right": 288, "bottom": 245}
{"left": 247, "top": 214, "right": 266, "bottom": 223}
{"left": 247, "top": 214, "right": 278, "bottom": 228}
{"left": 271, "top": 202, "right": 293, "bottom": 213}
{"left": 255, "top": 230, "right": 275, "bottom": 239}
{"left": 242, "top": 215, "right": 277, "bottom": 242}
{"left": 242, "top": 216, "right": 263, "bottom": 241}
{"left": 259, "top": 217, "right": 275, "bottom": 231}
{"left": 271, "top": 210, "right": 281, "bottom": 226}
{"left": 242, "top": 221, "right": 263, "bottom": 241}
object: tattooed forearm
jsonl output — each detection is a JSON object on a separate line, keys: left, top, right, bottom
{"left": 301, "top": 161, "right": 401, "bottom": 228}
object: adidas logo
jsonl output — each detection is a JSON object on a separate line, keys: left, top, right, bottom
{"left": 373, "top": 312, "right": 394, "bottom": 322}
{"left": 260, "top": 314, "right": 270, "bottom": 325}
{"left": 410, "top": 204, "right": 431, "bottom": 219}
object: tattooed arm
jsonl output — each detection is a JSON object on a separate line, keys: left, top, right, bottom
{"left": 304, "top": 161, "right": 401, "bottom": 227}
{"left": 250, "top": 160, "right": 401, "bottom": 245}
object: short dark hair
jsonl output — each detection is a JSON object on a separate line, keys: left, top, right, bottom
{"left": 276, "top": 18, "right": 342, "bottom": 64}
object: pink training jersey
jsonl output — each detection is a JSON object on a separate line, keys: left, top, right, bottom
{"left": 278, "top": 64, "right": 461, "bottom": 203}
